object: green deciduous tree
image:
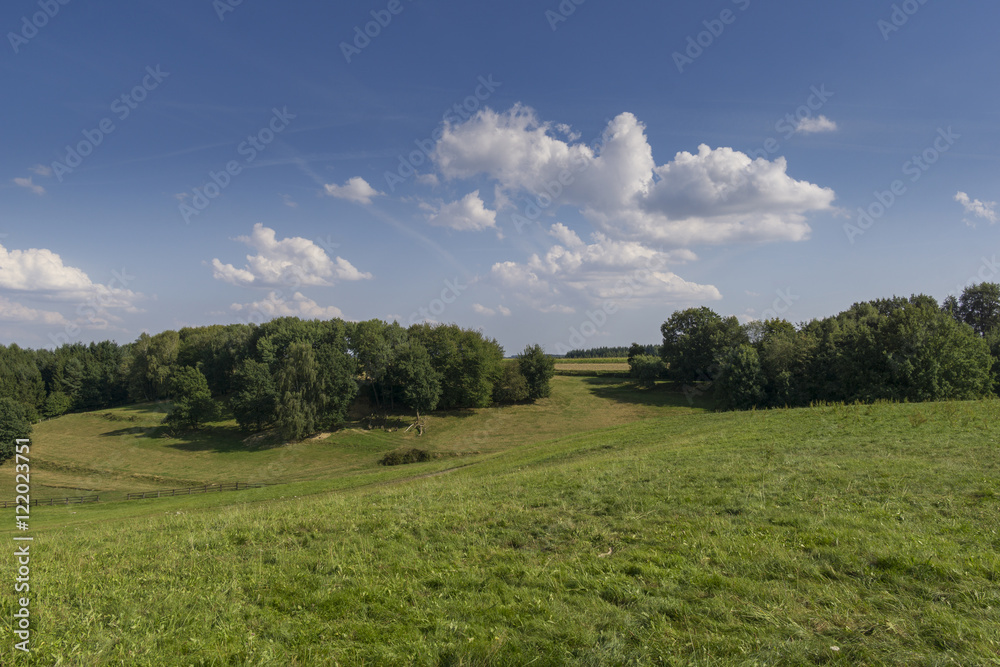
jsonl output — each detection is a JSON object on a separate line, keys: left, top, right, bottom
{"left": 230, "top": 359, "right": 278, "bottom": 432}
{"left": 660, "top": 307, "right": 747, "bottom": 385}
{"left": 628, "top": 354, "right": 665, "bottom": 388}
{"left": 518, "top": 344, "right": 555, "bottom": 400}
{"left": 0, "top": 344, "right": 44, "bottom": 421}
{"left": 164, "top": 366, "right": 220, "bottom": 431}
{"left": 714, "top": 344, "right": 766, "bottom": 411}
{"left": 125, "top": 331, "right": 180, "bottom": 402}
{"left": 0, "top": 398, "right": 32, "bottom": 466}
{"left": 408, "top": 324, "right": 505, "bottom": 409}
{"left": 275, "top": 341, "right": 357, "bottom": 441}
{"left": 392, "top": 341, "right": 441, "bottom": 418}
{"left": 493, "top": 362, "right": 530, "bottom": 404}
{"left": 952, "top": 282, "right": 1000, "bottom": 337}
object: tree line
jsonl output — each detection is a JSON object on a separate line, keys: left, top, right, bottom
{"left": 564, "top": 345, "right": 657, "bottom": 359}
{"left": 629, "top": 283, "right": 1000, "bottom": 410}
{"left": 0, "top": 318, "right": 555, "bottom": 460}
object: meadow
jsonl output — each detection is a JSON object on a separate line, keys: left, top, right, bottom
{"left": 2, "top": 375, "right": 999, "bottom": 665}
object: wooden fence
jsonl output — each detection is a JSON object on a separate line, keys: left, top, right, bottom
{"left": 125, "top": 482, "right": 265, "bottom": 500}
{"left": 0, "top": 495, "right": 99, "bottom": 508}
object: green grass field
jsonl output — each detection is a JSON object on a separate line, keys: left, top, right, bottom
{"left": 1, "top": 375, "right": 703, "bottom": 502}
{"left": 2, "top": 378, "right": 1000, "bottom": 664}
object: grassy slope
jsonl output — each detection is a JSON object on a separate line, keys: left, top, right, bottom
{"left": 4, "top": 375, "right": 704, "bottom": 501}
{"left": 3, "top": 395, "right": 1000, "bottom": 665}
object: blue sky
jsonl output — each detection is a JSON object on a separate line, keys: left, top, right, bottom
{"left": 2, "top": 0, "right": 998, "bottom": 354}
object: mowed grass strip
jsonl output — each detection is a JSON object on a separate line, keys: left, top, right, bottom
{"left": 2, "top": 398, "right": 999, "bottom": 665}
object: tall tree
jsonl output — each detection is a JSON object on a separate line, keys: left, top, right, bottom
{"left": 274, "top": 341, "right": 357, "bottom": 441}
{"left": 714, "top": 344, "right": 766, "bottom": 410}
{"left": 518, "top": 344, "right": 555, "bottom": 400}
{"left": 230, "top": 359, "right": 278, "bottom": 432}
{"left": 660, "top": 307, "right": 747, "bottom": 384}
{"left": 954, "top": 282, "right": 1000, "bottom": 337}
{"left": 391, "top": 341, "right": 441, "bottom": 419}
{"left": 125, "top": 331, "right": 180, "bottom": 402}
{"left": 0, "top": 398, "right": 32, "bottom": 466}
{"left": 275, "top": 342, "right": 321, "bottom": 441}
{"left": 164, "top": 366, "right": 220, "bottom": 431}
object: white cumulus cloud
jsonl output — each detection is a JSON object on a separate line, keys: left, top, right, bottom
{"left": 211, "top": 223, "right": 372, "bottom": 288}
{"left": 0, "top": 295, "right": 68, "bottom": 325}
{"left": 324, "top": 177, "right": 384, "bottom": 205}
{"left": 794, "top": 115, "right": 838, "bottom": 134}
{"left": 472, "top": 303, "right": 496, "bottom": 316}
{"left": 471, "top": 303, "right": 511, "bottom": 317}
{"left": 230, "top": 291, "right": 344, "bottom": 320}
{"left": 424, "top": 190, "right": 497, "bottom": 231}
{"left": 0, "top": 243, "right": 140, "bottom": 308}
{"left": 490, "top": 224, "right": 717, "bottom": 312}
{"left": 955, "top": 191, "right": 998, "bottom": 226}
{"left": 433, "top": 105, "right": 835, "bottom": 247}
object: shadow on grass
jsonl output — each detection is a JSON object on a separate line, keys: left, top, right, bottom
{"left": 116, "top": 401, "right": 173, "bottom": 416}
{"left": 582, "top": 377, "right": 715, "bottom": 410}
{"left": 101, "top": 426, "right": 153, "bottom": 437}
{"left": 163, "top": 426, "right": 286, "bottom": 454}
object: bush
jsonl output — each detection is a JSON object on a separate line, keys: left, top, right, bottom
{"left": 379, "top": 448, "right": 431, "bottom": 466}
{"left": 518, "top": 344, "right": 555, "bottom": 400}
{"left": 628, "top": 355, "right": 665, "bottom": 388}
{"left": 493, "top": 363, "right": 529, "bottom": 404}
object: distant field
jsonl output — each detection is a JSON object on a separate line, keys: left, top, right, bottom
{"left": 556, "top": 357, "right": 628, "bottom": 365}
{"left": 3, "top": 398, "right": 999, "bottom": 664}
{"left": 555, "top": 357, "right": 630, "bottom": 375}
{"left": 1, "top": 375, "right": 703, "bottom": 501}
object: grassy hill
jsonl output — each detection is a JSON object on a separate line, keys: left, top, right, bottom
{"left": 2, "top": 380, "right": 1000, "bottom": 664}
{"left": 3, "top": 375, "right": 706, "bottom": 501}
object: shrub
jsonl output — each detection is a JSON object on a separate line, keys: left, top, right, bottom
{"left": 379, "top": 448, "right": 431, "bottom": 466}
{"left": 493, "top": 363, "right": 529, "bottom": 404}
{"left": 628, "top": 354, "right": 665, "bottom": 388}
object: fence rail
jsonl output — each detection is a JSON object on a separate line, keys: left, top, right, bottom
{"left": 0, "top": 495, "right": 99, "bottom": 508}
{"left": 125, "top": 482, "right": 265, "bottom": 501}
